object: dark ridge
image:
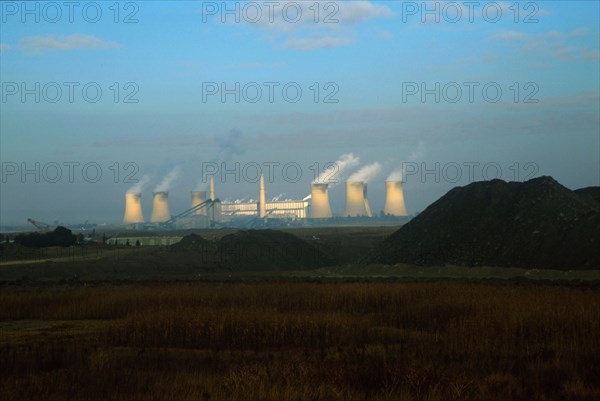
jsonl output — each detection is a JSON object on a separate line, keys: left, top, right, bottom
{"left": 169, "top": 233, "right": 212, "bottom": 251}
{"left": 218, "top": 229, "right": 334, "bottom": 271}
{"left": 371, "top": 176, "right": 600, "bottom": 269}
{"left": 574, "top": 186, "right": 600, "bottom": 206}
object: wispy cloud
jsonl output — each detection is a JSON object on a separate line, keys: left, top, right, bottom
{"left": 492, "top": 28, "right": 597, "bottom": 61}
{"left": 0, "top": 43, "right": 10, "bottom": 52}
{"left": 285, "top": 36, "right": 354, "bottom": 50}
{"left": 205, "top": 1, "right": 392, "bottom": 51}
{"left": 244, "top": 0, "right": 393, "bottom": 32}
{"left": 20, "top": 34, "right": 122, "bottom": 55}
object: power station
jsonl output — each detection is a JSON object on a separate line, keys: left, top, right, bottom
{"left": 122, "top": 176, "right": 409, "bottom": 228}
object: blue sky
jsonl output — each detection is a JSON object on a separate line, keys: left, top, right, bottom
{"left": 1, "top": 1, "right": 599, "bottom": 225}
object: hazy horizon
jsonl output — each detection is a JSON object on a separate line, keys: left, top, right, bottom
{"left": 1, "top": 1, "right": 599, "bottom": 226}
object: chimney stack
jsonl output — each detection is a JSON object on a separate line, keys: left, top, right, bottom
{"left": 150, "top": 191, "right": 171, "bottom": 222}
{"left": 344, "top": 181, "right": 372, "bottom": 217}
{"left": 123, "top": 192, "right": 144, "bottom": 224}
{"left": 309, "top": 183, "right": 332, "bottom": 218}
{"left": 209, "top": 177, "right": 216, "bottom": 201}
{"left": 259, "top": 175, "right": 266, "bottom": 219}
{"left": 384, "top": 181, "right": 408, "bottom": 216}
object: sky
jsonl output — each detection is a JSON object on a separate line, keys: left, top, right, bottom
{"left": 1, "top": 0, "right": 599, "bottom": 226}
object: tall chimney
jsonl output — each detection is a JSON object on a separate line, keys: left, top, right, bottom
{"left": 259, "top": 175, "right": 266, "bottom": 219}
{"left": 123, "top": 192, "right": 144, "bottom": 223}
{"left": 209, "top": 177, "right": 216, "bottom": 201}
{"left": 344, "top": 181, "right": 372, "bottom": 217}
{"left": 309, "top": 183, "right": 332, "bottom": 218}
{"left": 384, "top": 181, "right": 408, "bottom": 216}
{"left": 151, "top": 191, "right": 171, "bottom": 222}
{"left": 191, "top": 191, "right": 207, "bottom": 216}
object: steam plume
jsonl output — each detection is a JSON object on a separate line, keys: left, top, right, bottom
{"left": 154, "top": 167, "right": 181, "bottom": 192}
{"left": 271, "top": 194, "right": 285, "bottom": 202}
{"left": 127, "top": 175, "right": 150, "bottom": 193}
{"left": 348, "top": 162, "right": 381, "bottom": 182}
{"left": 313, "top": 153, "right": 359, "bottom": 185}
{"left": 387, "top": 141, "right": 425, "bottom": 181}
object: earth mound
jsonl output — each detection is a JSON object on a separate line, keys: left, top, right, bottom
{"left": 169, "top": 234, "right": 212, "bottom": 252}
{"left": 218, "top": 229, "right": 334, "bottom": 271}
{"left": 371, "top": 176, "right": 600, "bottom": 269}
{"left": 574, "top": 186, "right": 600, "bottom": 206}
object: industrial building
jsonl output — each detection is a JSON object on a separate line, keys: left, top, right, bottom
{"left": 107, "top": 236, "right": 183, "bottom": 246}
{"left": 220, "top": 176, "right": 309, "bottom": 220}
{"left": 221, "top": 199, "right": 309, "bottom": 220}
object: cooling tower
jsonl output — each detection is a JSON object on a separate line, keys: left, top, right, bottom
{"left": 123, "top": 192, "right": 144, "bottom": 224}
{"left": 259, "top": 175, "right": 266, "bottom": 218}
{"left": 384, "top": 181, "right": 408, "bottom": 216}
{"left": 209, "top": 177, "right": 215, "bottom": 201}
{"left": 344, "top": 181, "right": 372, "bottom": 217}
{"left": 309, "top": 183, "right": 332, "bottom": 218}
{"left": 150, "top": 191, "right": 171, "bottom": 222}
{"left": 191, "top": 191, "right": 207, "bottom": 216}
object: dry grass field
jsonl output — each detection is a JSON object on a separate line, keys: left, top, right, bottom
{"left": 1, "top": 281, "right": 599, "bottom": 401}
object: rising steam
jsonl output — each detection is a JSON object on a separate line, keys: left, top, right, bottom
{"left": 127, "top": 175, "right": 150, "bottom": 193}
{"left": 271, "top": 194, "right": 285, "bottom": 202}
{"left": 387, "top": 141, "right": 425, "bottom": 181}
{"left": 313, "top": 153, "right": 360, "bottom": 185}
{"left": 154, "top": 167, "right": 181, "bottom": 192}
{"left": 348, "top": 162, "right": 382, "bottom": 182}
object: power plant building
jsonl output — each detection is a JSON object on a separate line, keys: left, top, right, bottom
{"left": 221, "top": 200, "right": 309, "bottom": 220}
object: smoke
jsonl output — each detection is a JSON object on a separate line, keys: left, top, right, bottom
{"left": 348, "top": 162, "right": 382, "bottom": 182}
{"left": 216, "top": 129, "right": 245, "bottom": 159}
{"left": 313, "top": 153, "right": 360, "bottom": 185}
{"left": 195, "top": 128, "right": 245, "bottom": 190}
{"left": 387, "top": 169, "right": 404, "bottom": 182}
{"left": 271, "top": 194, "right": 285, "bottom": 202}
{"left": 387, "top": 141, "right": 425, "bottom": 181}
{"left": 154, "top": 167, "right": 181, "bottom": 192}
{"left": 127, "top": 175, "right": 150, "bottom": 193}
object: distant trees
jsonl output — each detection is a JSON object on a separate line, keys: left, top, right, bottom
{"left": 14, "top": 227, "right": 77, "bottom": 248}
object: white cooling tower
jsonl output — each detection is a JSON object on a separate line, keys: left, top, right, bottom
{"left": 123, "top": 192, "right": 144, "bottom": 224}
{"left": 191, "top": 191, "right": 207, "bottom": 216}
{"left": 344, "top": 181, "right": 372, "bottom": 217}
{"left": 309, "top": 183, "right": 332, "bottom": 218}
{"left": 259, "top": 175, "right": 266, "bottom": 219}
{"left": 150, "top": 191, "right": 171, "bottom": 222}
{"left": 384, "top": 181, "right": 408, "bottom": 216}
{"left": 209, "top": 177, "right": 215, "bottom": 201}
